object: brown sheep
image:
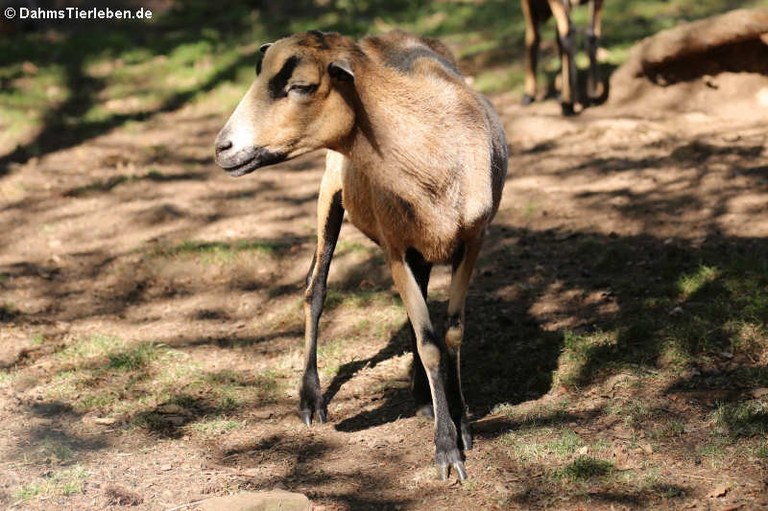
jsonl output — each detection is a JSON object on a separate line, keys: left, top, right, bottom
{"left": 214, "top": 30, "right": 507, "bottom": 481}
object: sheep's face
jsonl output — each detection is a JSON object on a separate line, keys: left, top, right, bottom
{"left": 214, "top": 32, "right": 356, "bottom": 176}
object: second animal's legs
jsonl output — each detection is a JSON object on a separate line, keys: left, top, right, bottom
{"left": 549, "top": 0, "right": 576, "bottom": 115}
{"left": 521, "top": 0, "right": 541, "bottom": 105}
{"left": 300, "top": 152, "right": 346, "bottom": 425}
{"left": 391, "top": 250, "right": 467, "bottom": 480}
{"left": 587, "top": 0, "right": 604, "bottom": 102}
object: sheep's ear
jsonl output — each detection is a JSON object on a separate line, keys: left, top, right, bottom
{"left": 255, "top": 43, "right": 272, "bottom": 75}
{"left": 328, "top": 60, "right": 354, "bottom": 82}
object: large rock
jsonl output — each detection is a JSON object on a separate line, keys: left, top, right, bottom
{"left": 197, "top": 491, "right": 311, "bottom": 511}
{"left": 607, "top": 8, "right": 768, "bottom": 118}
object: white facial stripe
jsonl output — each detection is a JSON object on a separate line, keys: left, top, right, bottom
{"left": 224, "top": 86, "right": 258, "bottom": 153}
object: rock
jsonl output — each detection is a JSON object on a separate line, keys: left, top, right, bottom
{"left": 707, "top": 484, "right": 730, "bottom": 498}
{"left": 198, "top": 491, "right": 311, "bottom": 511}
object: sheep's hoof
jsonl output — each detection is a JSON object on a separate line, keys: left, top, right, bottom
{"left": 561, "top": 102, "right": 576, "bottom": 116}
{"left": 299, "top": 407, "right": 326, "bottom": 425}
{"left": 437, "top": 461, "right": 468, "bottom": 481}
{"left": 521, "top": 94, "right": 536, "bottom": 106}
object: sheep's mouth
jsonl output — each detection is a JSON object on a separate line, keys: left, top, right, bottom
{"left": 218, "top": 147, "right": 287, "bottom": 176}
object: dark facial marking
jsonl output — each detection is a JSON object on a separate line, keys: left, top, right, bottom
{"left": 268, "top": 56, "right": 301, "bottom": 99}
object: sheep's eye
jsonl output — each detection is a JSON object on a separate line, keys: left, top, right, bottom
{"left": 288, "top": 83, "right": 318, "bottom": 95}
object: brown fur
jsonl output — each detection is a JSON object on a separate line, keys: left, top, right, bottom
{"left": 214, "top": 30, "right": 508, "bottom": 480}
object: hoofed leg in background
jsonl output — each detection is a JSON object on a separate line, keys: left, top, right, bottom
{"left": 549, "top": 0, "right": 577, "bottom": 116}
{"left": 521, "top": 0, "right": 542, "bottom": 105}
{"left": 391, "top": 250, "right": 467, "bottom": 481}
{"left": 587, "top": 0, "right": 604, "bottom": 103}
{"left": 300, "top": 151, "right": 346, "bottom": 425}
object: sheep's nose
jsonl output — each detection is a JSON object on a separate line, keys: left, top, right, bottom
{"left": 215, "top": 139, "right": 233, "bottom": 155}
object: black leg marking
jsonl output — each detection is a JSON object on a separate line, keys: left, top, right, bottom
{"left": 300, "top": 190, "right": 344, "bottom": 425}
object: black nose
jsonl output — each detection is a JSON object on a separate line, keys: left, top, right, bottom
{"left": 215, "top": 139, "right": 233, "bottom": 155}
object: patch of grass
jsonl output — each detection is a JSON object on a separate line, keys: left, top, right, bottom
{"left": 318, "top": 338, "right": 350, "bottom": 379}
{"left": 501, "top": 427, "right": 585, "bottom": 463}
{"left": 553, "top": 456, "right": 614, "bottom": 481}
{"left": 711, "top": 400, "right": 768, "bottom": 438}
{"left": 204, "top": 368, "right": 282, "bottom": 406}
{"left": 38, "top": 436, "right": 76, "bottom": 464}
{"left": 154, "top": 239, "right": 284, "bottom": 265}
{"left": 753, "top": 441, "right": 768, "bottom": 459}
{"left": 56, "top": 333, "right": 120, "bottom": 362}
{"left": 15, "top": 465, "right": 90, "bottom": 502}
{"left": 555, "top": 329, "right": 618, "bottom": 388}
{"left": 652, "top": 418, "right": 686, "bottom": 438}
{"left": 108, "top": 342, "right": 161, "bottom": 370}
{"left": 611, "top": 399, "right": 653, "bottom": 431}
{"left": 677, "top": 265, "right": 719, "bottom": 298}
{"left": 697, "top": 438, "right": 728, "bottom": 467}
{"left": 190, "top": 417, "right": 244, "bottom": 436}
{"left": 335, "top": 240, "right": 374, "bottom": 256}
{"left": 324, "top": 288, "right": 399, "bottom": 311}
{"left": 30, "top": 333, "right": 45, "bottom": 346}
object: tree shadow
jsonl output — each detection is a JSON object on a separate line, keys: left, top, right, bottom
{"left": 311, "top": 220, "right": 767, "bottom": 438}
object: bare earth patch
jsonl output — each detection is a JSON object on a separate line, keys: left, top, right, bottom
{"left": 1, "top": 49, "right": 768, "bottom": 510}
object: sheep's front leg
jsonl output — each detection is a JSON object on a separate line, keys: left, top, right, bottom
{"left": 300, "top": 152, "right": 346, "bottom": 425}
{"left": 391, "top": 250, "right": 467, "bottom": 481}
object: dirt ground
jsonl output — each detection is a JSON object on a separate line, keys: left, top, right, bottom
{"left": 1, "top": 50, "right": 768, "bottom": 510}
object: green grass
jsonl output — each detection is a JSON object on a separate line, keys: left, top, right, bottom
{"left": 45, "top": 333, "right": 284, "bottom": 425}
{"left": 324, "top": 288, "right": 400, "bottom": 311}
{"left": 38, "top": 436, "right": 76, "bottom": 464}
{"left": 711, "top": 400, "right": 768, "bottom": 438}
{"left": 555, "top": 330, "right": 618, "bottom": 389}
{"left": 14, "top": 466, "right": 89, "bottom": 503}
{"left": 108, "top": 342, "right": 161, "bottom": 370}
{"left": 677, "top": 265, "right": 719, "bottom": 298}
{"left": 153, "top": 239, "right": 285, "bottom": 265}
{"left": 189, "top": 417, "right": 244, "bottom": 436}
{"left": 501, "top": 427, "right": 585, "bottom": 463}
{"left": 553, "top": 456, "right": 615, "bottom": 481}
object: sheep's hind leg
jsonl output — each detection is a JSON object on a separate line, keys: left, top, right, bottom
{"left": 407, "top": 250, "right": 434, "bottom": 418}
{"left": 444, "top": 238, "right": 482, "bottom": 452}
{"left": 392, "top": 249, "right": 467, "bottom": 481}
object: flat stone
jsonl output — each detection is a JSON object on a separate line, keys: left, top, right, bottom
{"left": 198, "top": 491, "right": 311, "bottom": 511}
